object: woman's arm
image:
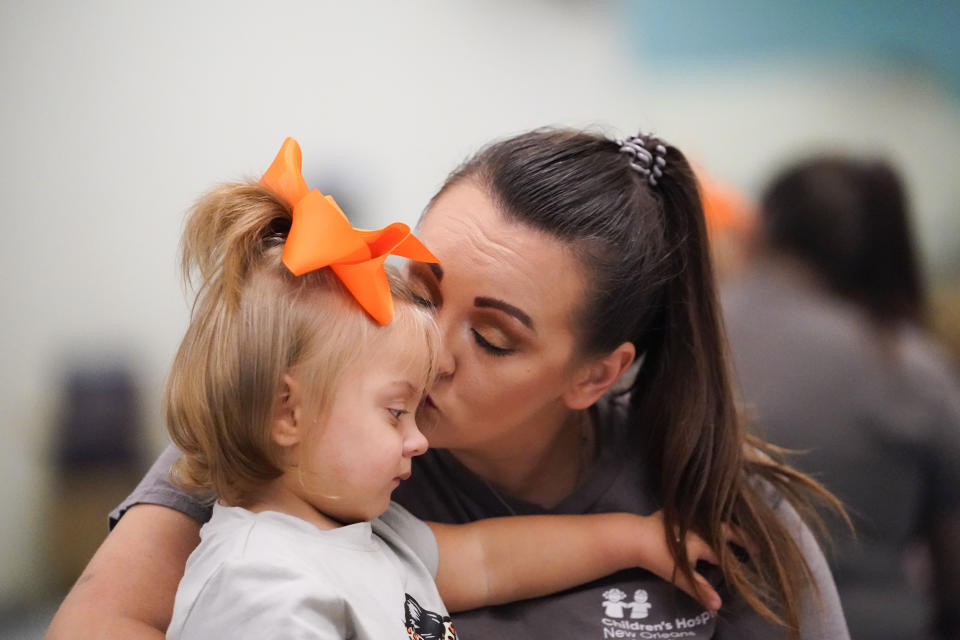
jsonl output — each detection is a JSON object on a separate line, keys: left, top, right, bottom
{"left": 46, "top": 504, "right": 200, "bottom": 640}
{"left": 429, "top": 511, "right": 721, "bottom": 613}
{"left": 44, "top": 505, "right": 201, "bottom": 639}
{"left": 46, "top": 444, "right": 211, "bottom": 639}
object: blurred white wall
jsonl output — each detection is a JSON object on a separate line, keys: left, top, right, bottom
{"left": 1, "top": 0, "right": 958, "bottom": 607}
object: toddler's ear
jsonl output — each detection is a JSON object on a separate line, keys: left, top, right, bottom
{"left": 272, "top": 373, "right": 303, "bottom": 447}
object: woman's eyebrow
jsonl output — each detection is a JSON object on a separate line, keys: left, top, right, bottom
{"left": 474, "top": 297, "right": 535, "bottom": 331}
{"left": 410, "top": 261, "right": 443, "bottom": 283}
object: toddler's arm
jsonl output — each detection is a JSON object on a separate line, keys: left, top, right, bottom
{"left": 428, "top": 511, "right": 721, "bottom": 613}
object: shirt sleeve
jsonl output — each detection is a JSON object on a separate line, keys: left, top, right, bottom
{"left": 715, "top": 491, "right": 850, "bottom": 640}
{"left": 169, "top": 558, "right": 345, "bottom": 640}
{"left": 376, "top": 501, "right": 440, "bottom": 577}
{"left": 108, "top": 443, "right": 214, "bottom": 529}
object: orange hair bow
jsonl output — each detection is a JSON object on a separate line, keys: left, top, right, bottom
{"left": 260, "top": 137, "right": 438, "bottom": 325}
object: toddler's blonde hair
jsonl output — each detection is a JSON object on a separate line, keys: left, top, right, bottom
{"left": 165, "top": 182, "right": 439, "bottom": 506}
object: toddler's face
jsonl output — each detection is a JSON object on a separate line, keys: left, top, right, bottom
{"left": 297, "top": 343, "right": 429, "bottom": 523}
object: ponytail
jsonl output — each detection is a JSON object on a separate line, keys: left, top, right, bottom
{"left": 180, "top": 183, "right": 290, "bottom": 310}
{"left": 167, "top": 182, "right": 302, "bottom": 502}
{"left": 636, "top": 147, "right": 846, "bottom": 634}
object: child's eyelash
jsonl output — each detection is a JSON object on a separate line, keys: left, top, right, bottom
{"left": 389, "top": 408, "right": 409, "bottom": 419}
{"left": 471, "top": 329, "right": 514, "bottom": 357}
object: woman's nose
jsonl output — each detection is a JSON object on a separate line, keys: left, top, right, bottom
{"left": 433, "top": 311, "right": 456, "bottom": 379}
{"left": 435, "top": 341, "right": 455, "bottom": 380}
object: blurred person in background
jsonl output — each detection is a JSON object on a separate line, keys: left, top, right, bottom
{"left": 721, "top": 156, "right": 960, "bottom": 640}
{"left": 48, "top": 128, "right": 850, "bottom": 640}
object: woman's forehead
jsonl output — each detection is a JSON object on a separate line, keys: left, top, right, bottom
{"left": 420, "top": 182, "right": 498, "bottom": 241}
{"left": 421, "top": 182, "right": 559, "bottom": 262}
{"left": 419, "top": 181, "right": 585, "bottom": 325}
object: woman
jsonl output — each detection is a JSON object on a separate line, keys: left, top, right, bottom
{"left": 722, "top": 156, "right": 960, "bottom": 639}
{"left": 46, "top": 128, "right": 848, "bottom": 639}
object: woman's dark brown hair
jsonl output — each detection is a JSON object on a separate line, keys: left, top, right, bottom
{"left": 431, "top": 128, "right": 844, "bottom": 637}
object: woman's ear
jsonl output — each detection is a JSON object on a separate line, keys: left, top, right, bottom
{"left": 273, "top": 373, "right": 304, "bottom": 448}
{"left": 562, "top": 342, "right": 636, "bottom": 410}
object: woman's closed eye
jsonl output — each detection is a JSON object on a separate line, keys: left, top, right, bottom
{"left": 471, "top": 328, "right": 515, "bottom": 356}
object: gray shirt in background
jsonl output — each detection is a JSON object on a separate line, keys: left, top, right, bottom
{"left": 722, "top": 264, "right": 960, "bottom": 640}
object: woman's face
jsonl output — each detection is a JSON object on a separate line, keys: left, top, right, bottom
{"left": 410, "top": 180, "right": 588, "bottom": 452}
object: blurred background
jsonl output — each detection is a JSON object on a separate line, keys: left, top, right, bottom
{"left": 1, "top": 1, "right": 958, "bottom": 637}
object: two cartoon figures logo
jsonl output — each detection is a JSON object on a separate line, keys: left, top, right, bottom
{"left": 602, "top": 588, "right": 652, "bottom": 619}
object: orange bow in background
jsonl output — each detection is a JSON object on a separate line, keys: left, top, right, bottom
{"left": 260, "top": 137, "right": 438, "bottom": 325}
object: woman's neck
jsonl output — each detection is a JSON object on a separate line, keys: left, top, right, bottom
{"left": 447, "top": 407, "right": 594, "bottom": 509}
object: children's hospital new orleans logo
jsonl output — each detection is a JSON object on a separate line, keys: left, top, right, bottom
{"left": 602, "top": 588, "right": 653, "bottom": 620}
{"left": 598, "top": 588, "right": 715, "bottom": 639}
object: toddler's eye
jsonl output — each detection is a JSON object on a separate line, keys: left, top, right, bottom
{"left": 388, "top": 408, "right": 409, "bottom": 420}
